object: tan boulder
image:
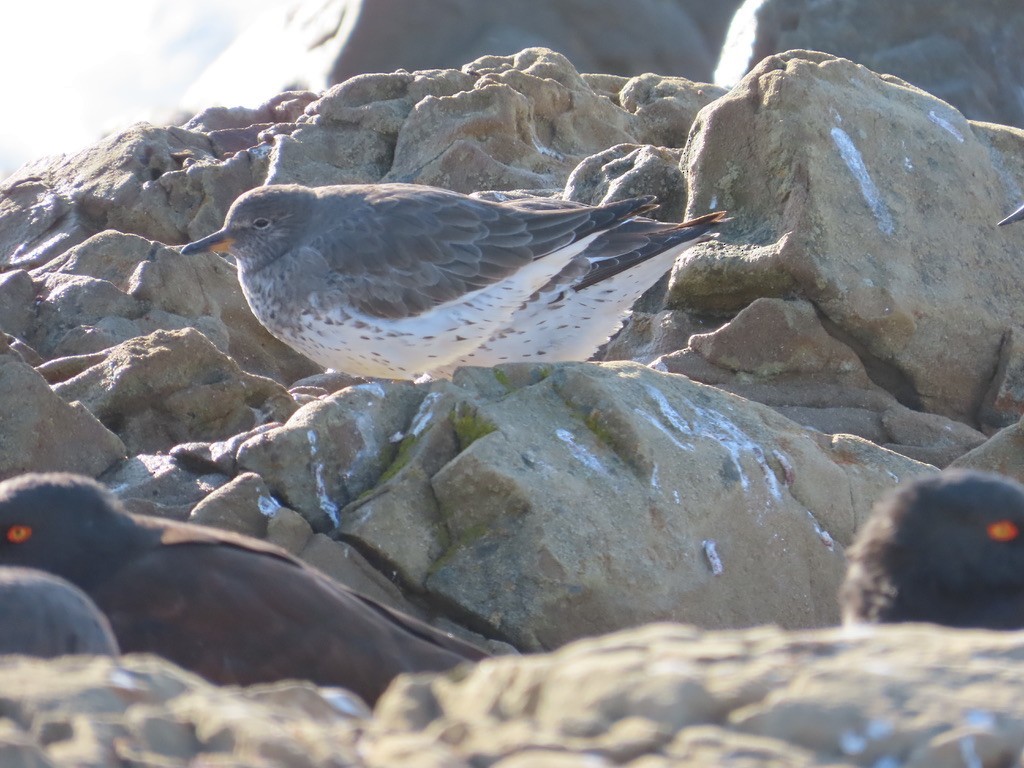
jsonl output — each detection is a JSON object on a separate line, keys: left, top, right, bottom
{"left": 52, "top": 328, "right": 296, "bottom": 455}
{"left": 674, "top": 50, "right": 1024, "bottom": 430}
{"left": 324, "top": 362, "right": 932, "bottom": 650}
{"left": 0, "top": 342, "right": 125, "bottom": 481}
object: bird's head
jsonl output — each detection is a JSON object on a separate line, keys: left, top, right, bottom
{"left": 0, "top": 473, "right": 143, "bottom": 590}
{"left": 859, "top": 469, "right": 1024, "bottom": 592}
{"left": 181, "top": 184, "right": 319, "bottom": 273}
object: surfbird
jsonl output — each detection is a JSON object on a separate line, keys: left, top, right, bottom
{"left": 0, "top": 566, "right": 118, "bottom": 657}
{"left": 840, "top": 469, "right": 1024, "bottom": 629}
{"left": 999, "top": 201, "right": 1024, "bottom": 226}
{"left": 0, "top": 473, "right": 486, "bottom": 703}
{"left": 181, "top": 183, "right": 726, "bottom": 379}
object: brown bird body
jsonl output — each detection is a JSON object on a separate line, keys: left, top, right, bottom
{"left": 841, "top": 469, "right": 1024, "bottom": 629}
{"left": 0, "top": 473, "right": 486, "bottom": 704}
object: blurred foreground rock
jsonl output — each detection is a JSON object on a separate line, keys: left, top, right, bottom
{"left": 6, "top": 623, "right": 1024, "bottom": 767}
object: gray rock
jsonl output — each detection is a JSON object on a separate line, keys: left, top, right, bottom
{"left": 53, "top": 328, "right": 296, "bottom": 455}
{"left": 660, "top": 299, "right": 988, "bottom": 466}
{"left": 717, "top": 0, "right": 1024, "bottom": 130}
{"left": 100, "top": 454, "right": 229, "bottom": 522}
{"left": 0, "top": 350, "right": 125, "bottom": 481}
{"left": 236, "top": 382, "right": 423, "bottom": 531}
{"left": 371, "top": 623, "right": 1024, "bottom": 767}
{"left": 335, "top": 361, "right": 932, "bottom": 650}
{"left": 184, "top": 0, "right": 740, "bottom": 113}
{"left": 677, "top": 50, "right": 1024, "bottom": 429}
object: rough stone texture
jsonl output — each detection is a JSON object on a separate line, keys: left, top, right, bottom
{"left": 188, "top": 471, "right": 285, "bottom": 539}
{"left": 336, "top": 362, "right": 932, "bottom": 651}
{"left": 675, "top": 50, "right": 1024, "bottom": 431}
{"left": 0, "top": 344, "right": 125, "bottom": 481}
{"left": 951, "top": 417, "right": 1024, "bottom": 485}
{"left": 52, "top": 328, "right": 296, "bottom": 456}
{"left": 99, "top": 454, "right": 229, "bottom": 521}
{"left": 8, "top": 625, "right": 1024, "bottom": 766}
{"left": 0, "top": 123, "right": 264, "bottom": 271}
{"left": 184, "top": 0, "right": 741, "bottom": 114}
{"left": 368, "top": 623, "right": 1024, "bottom": 767}
{"left": 0, "top": 654, "right": 366, "bottom": 767}
{"left": 718, "top": 0, "right": 1024, "bottom": 130}
{"left": 656, "top": 299, "right": 988, "bottom": 466}
{"left": 235, "top": 382, "right": 424, "bottom": 531}
{"left": 23, "top": 231, "right": 320, "bottom": 384}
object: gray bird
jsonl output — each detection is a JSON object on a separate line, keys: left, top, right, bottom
{"left": 0, "top": 566, "right": 118, "bottom": 657}
{"left": 181, "top": 183, "right": 725, "bottom": 379}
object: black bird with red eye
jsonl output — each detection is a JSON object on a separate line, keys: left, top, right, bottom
{"left": 0, "top": 472, "right": 488, "bottom": 705}
{"left": 841, "top": 469, "right": 1024, "bottom": 628}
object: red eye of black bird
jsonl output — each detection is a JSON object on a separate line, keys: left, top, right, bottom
{"left": 6, "top": 525, "right": 32, "bottom": 544}
{"left": 252, "top": 218, "right": 271, "bottom": 230}
{"left": 987, "top": 520, "right": 1019, "bottom": 542}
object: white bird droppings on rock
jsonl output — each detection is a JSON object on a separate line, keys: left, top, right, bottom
{"left": 830, "top": 126, "right": 894, "bottom": 236}
{"left": 556, "top": 428, "right": 607, "bottom": 474}
{"left": 257, "top": 494, "right": 281, "bottom": 518}
{"left": 409, "top": 391, "right": 442, "bottom": 438}
{"left": 702, "top": 539, "right": 723, "bottom": 575}
{"left": 959, "top": 734, "right": 983, "bottom": 768}
{"left": 307, "top": 429, "right": 339, "bottom": 526}
{"left": 927, "top": 109, "right": 965, "bottom": 142}
{"left": 353, "top": 381, "right": 387, "bottom": 398}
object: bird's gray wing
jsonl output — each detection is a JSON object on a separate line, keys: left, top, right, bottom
{"left": 305, "top": 185, "right": 656, "bottom": 318}
{"left": 572, "top": 210, "right": 728, "bottom": 292}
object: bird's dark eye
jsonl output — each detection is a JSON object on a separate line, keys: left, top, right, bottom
{"left": 253, "top": 218, "right": 271, "bottom": 230}
{"left": 6, "top": 525, "right": 32, "bottom": 544}
{"left": 988, "top": 520, "right": 1019, "bottom": 542}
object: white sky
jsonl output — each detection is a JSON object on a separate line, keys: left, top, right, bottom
{"left": 0, "top": 0, "right": 288, "bottom": 175}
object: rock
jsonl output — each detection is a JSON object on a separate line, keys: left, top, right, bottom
{"left": 688, "top": 298, "right": 871, "bottom": 383}
{"left": 52, "top": 328, "right": 296, "bottom": 455}
{"left": 169, "top": 424, "right": 280, "bottom": 478}
{"left": 564, "top": 144, "right": 689, "bottom": 220}
{"left": 598, "top": 310, "right": 717, "bottom": 365}
{"left": 341, "top": 361, "right": 932, "bottom": 650}
{"left": 236, "top": 382, "right": 424, "bottom": 530}
{"left": 181, "top": 48, "right": 725, "bottom": 197}
{"left": 23, "top": 231, "right": 319, "bottom": 384}
{"left": 951, "top": 418, "right": 1024, "bottom": 484}
{"left": 8, "top": 624, "right": 1024, "bottom": 765}
{"left": 299, "top": 535, "right": 424, "bottom": 618}
{"left": 978, "top": 327, "right": 1024, "bottom": 430}
{"left": 717, "top": 0, "right": 1024, "bottom": 130}
{"left": 129, "top": 235, "right": 321, "bottom": 383}
{"left": 0, "top": 354, "right": 125, "bottom": 481}
{"left": 188, "top": 472, "right": 286, "bottom": 539}
{"left": 100, "top": 454, "right": 229, "bottom": 521}
{"left": 658, "top": 299, "right": 988, "bottom": 466}
{"left": 265, "top": 506, "right": 314, "bottom": 555}
{"left": 0, "top": 654, "right": 364, "bottom": 767}
{"left": 369, "top": 623, "right": 1024, "bottom": 767}
{"left": 0, "top": 124, "right": 263, "bottom": 273}
{"left": 675, "top": 50, "right": 1024, "bottom": 428}
{"left": 183, "top": 0, "right": 740, "bottom": 113}
{"left": 0, "top": 269, "right": 36, "bottom": 339}
{"left": 336, "top": 386, "right": 462, "bottom": 586}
